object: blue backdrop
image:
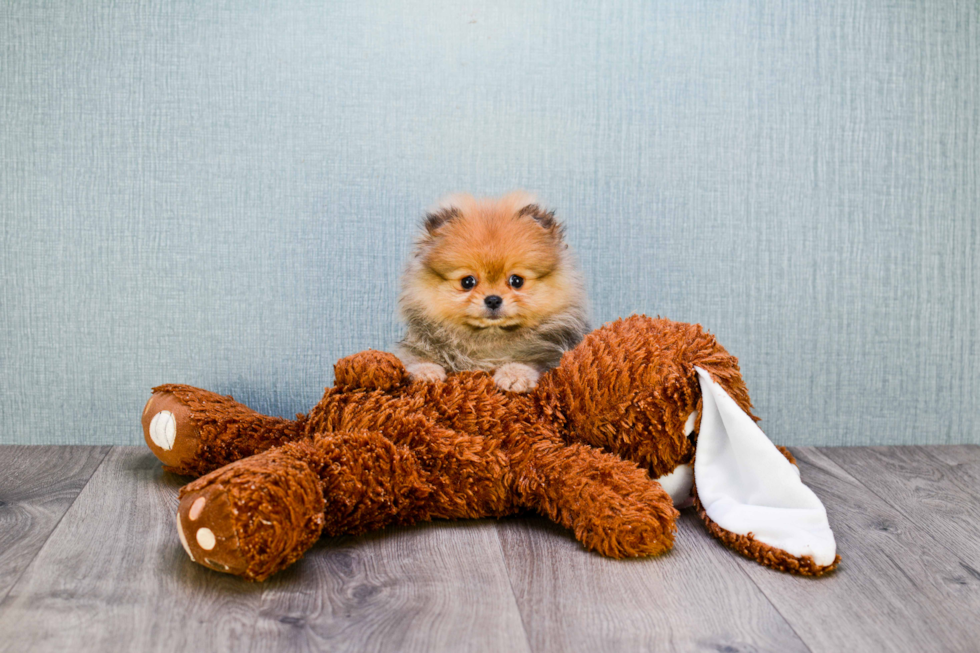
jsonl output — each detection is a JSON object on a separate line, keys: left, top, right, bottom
{"left": 2, "top": 0, "right": 977, "bottom": 445}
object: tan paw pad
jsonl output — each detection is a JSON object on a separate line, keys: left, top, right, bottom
{"left": 148, "top": 411, "right": 176, "bottom": 451}
{"left": 189, "top": 497, "right": 206, "bottom": 520}
{"left": 196, "top": 527, "right": 216, "bottom": 550}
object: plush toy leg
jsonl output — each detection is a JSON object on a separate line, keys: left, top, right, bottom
{"left": 176, "top": 447, "right": 325, "bottom": 580}
{"left": 517, "top": 439, "right": 679, "bottom": 558}
{"left": 175, "top": 431, "right": 432, "bottom": 581}
{"left": 143, "top": 384, "right": 307, "bottom": 476}
{"left": 692, "top": 367, "right": 839, "bottom": 575}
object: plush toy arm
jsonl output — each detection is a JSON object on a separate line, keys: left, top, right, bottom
{"left": 333, "top": 350, "right": 410, "bottom": 391}
{"left": 143, "top": 384, "right": 307, "bottom": 477}
{"left": 692, "top": 367, "right": 839, "bottom": 576}
{"left": 174, "top": 430, "right": 433, "bottom": 581}
{"left": 515, "top": 436, "right": 679, "bottom": 558}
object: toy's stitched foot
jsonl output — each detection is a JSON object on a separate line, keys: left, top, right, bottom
{"left": 175, "top": 448, "right": 326, "bottom": 581}
{"left": 176, "top": 487, "right": 249, "bottom": 575}
{"left": 142, "top": 391, "right": 202, "bottom": 471}
{"left": 493, "top": 363, "right": 539, "bottom": 392}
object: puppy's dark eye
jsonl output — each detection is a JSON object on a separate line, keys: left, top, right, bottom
{"left": 508, "top": 274, "right": 524, "bottom": 289}
{"left": 460, "top": 276, "right": 477, "bottom": 290}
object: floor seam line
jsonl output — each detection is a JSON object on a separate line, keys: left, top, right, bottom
{"left": 0, "top": 445, "right": 114, "bottom": 610}
{"left": 492, "top": 521, "right": 536, "bottom": 653}
{"left": 716, "top": 447, "right": 816, "bottom": 653}
{"left": 731, "top": 558, "right": 814, "bottom": 653}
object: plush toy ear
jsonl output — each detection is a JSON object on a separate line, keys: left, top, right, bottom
{"left": 692, "top": 367, "right": 839, "bottom": 575}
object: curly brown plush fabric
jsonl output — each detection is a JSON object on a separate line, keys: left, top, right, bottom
{"left": 537, "top": 318, "right": 757, "bottom": 478}
{"left": 144, "top": 315, "right": 835, "bottom": 581}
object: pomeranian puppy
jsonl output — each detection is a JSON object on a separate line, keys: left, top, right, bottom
{"left": 396, "top": 192, "right": 590, "bottom": 392}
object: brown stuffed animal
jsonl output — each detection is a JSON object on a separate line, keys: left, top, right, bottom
{"left": 143, "top": 316, "right": 839, "bottom": 581}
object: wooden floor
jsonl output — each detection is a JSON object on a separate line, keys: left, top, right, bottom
{"left": 2, "top": 446, "right": 980, "bottom": 652}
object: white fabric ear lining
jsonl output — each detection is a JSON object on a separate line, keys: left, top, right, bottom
{"left": 693, "top": 367, "right": 837, "bottom": 566}
{"left": 654, "top": 464, "right": 694, "bottom": 508}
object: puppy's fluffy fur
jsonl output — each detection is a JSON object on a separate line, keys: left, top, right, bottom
{"left": 397, "top": 192, "right": 590, "bottom": 392}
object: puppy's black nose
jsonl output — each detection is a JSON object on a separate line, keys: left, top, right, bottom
{"left": 484, "top": 295, "right": 503, "bottom": 310}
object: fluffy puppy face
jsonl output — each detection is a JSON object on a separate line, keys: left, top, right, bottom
{"left": 401, "top": 193, "right": 581, "bottom": 332}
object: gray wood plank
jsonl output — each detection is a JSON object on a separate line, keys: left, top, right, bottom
{"left": 920, "top": 444, "right": 980, "bottom": 464}
{"left": 823, "top": 445, "right": 980, "bottom": 567}
{"left": 0, "top": 447, "right": 270, "bottom": 653}
{"left": 6, "top": 444, "right": 980, "bottom": 652}
{"left": 0, "top": 447, "right": 532, "bottom": 653}
{"left": 732, "top": 447, "right": 980, "bottom": 653}
{"left": 918, "top": 445, "right": 980, "bottom": 499}
{"left": 497, "top": 511, "right": 810, "bottom": 653}
{"left": 0, "top": 445, "right": 110, "bottom": 604}
{"left": 248, "top": 521, "right": 532, "bottom": 653}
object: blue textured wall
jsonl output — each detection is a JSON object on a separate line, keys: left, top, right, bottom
{"left": 2, "top": 0, "right": 977, "bottom": 445}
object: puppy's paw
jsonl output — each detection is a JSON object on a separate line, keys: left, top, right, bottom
{"left": 406, "top": 361, "right": 448, "bottom": 383}
{"left": 493, "top": 363, "right": 540, "bottom": 393}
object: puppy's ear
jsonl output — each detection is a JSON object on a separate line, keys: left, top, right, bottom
{"left": 518, "top": 203, "right": 565, "bottom": 240}
{"left": 423, "top": 206, "right": 461, "bottom": 237}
